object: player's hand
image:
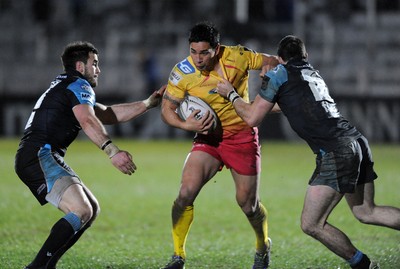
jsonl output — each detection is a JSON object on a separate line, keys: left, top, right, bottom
{"left": 144, "top": 85, "right": 167, "bottom": 109}
{"left": 216, "top": 78, "right": 234, "bottom": 98}
{"left": 185, "top": 109, "right": 214, "bottom": 134}
{"left": 259, "top": 64, "right": 274, "bottom": 77}
{"left": 110, "top": 150, "right": 137, "bottom": 175}
{"left": 259, "top": 55, "right": 279, "bottom": 77}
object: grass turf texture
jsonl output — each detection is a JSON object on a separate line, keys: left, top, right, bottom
{"left": 0, "top": 138, "right": 399, "bottom": 269}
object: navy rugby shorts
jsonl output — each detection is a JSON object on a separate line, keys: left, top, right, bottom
{"left": 309, "top": 136, "right": 377, "bottom": 193}
{"left": 15, "top": 144, "right": 80, "bottom": 205}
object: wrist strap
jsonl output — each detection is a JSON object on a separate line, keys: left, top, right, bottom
{"left": 227, "top": 88, "right": 240, "bottom": 103}
{"left": 103, "top": 142, "right": 120, "bottom": 158}
{"left": 143, "top": 99, "right": 151, "bottom": 109}
{"left": 101, "top": 139, "right": 112, "bottom": 150}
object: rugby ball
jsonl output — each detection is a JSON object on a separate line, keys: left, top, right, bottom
{"left": 178, "top": 95, "right": 217, "bottom": 130}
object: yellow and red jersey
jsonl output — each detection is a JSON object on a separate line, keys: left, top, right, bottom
{"left": 167, "top": 45, "right": 264, "bottom": 134}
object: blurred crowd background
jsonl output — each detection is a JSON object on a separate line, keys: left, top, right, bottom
{"left": 0, "top": 0, "right": 399, "bottom": 142}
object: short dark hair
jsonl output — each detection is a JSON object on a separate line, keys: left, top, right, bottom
{"left": 277, "top": 35, "right": 307, "bottom": 62}
{"left": 188, "top": 21, "right": 220, "bottom": 49}
{"left": 61, "top": 41, "right": 98, "bottom": 71}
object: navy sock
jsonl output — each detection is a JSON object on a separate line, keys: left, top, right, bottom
{"left": 46, "top": 223, "right": 90, "bottom": 268}
{"left": 348, "top": 250, "right": 364, "bottom": 267}
{"left": 349, "top": 251, "right": 371, "bottom": 269}
{"left": 28, "top": 218, "right": 75, "bottom": 267}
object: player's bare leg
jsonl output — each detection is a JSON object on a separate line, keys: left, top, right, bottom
{"left": 301, "top": 185, "right": 355, "bottom": 258}
{"left": 231, "top": 170, "right": 271, "bottom": 268}
{"left": 160, "top": 151, "right": 220, "bottom": 269}
{"left": 346, "top": 182, "right": 400, "bottom": 230}
{"left": 301, "top": 185, "right": 377, "bottom": 268}
{"left": 25, "top": 183, "right": 98, "bottom": 269}
{"left": 46, "top": 184, "right": 100, "bottom": 268}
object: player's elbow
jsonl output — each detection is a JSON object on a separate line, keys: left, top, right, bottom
{"left": 95, "top": 106, "right": 118, "bottom": 125}
{"left": 244, "top": 116, "right": 262, "bottom": 128}
{"left": 246, "top": 120, "right": 260, "bottom": 128}
{"left": 160, "top": 110, "right": 176, "bottom": 128}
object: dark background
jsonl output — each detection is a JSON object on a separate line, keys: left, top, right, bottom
{"left": 1, "top": 0, "right": 399, "bottom": 142}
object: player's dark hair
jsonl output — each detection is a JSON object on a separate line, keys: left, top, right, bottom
{"left": 61, "top": 41, "right": 98, "bottom": 71}
{"left": 277, "top": 35, "right": 307, "bottom": 62}
{"left": 188, "top": 21, "right": 220, "bottom": 49}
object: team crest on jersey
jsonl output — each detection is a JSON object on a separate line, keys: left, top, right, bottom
{"left": 209, "top": 88, "right": 217, "bottom": 94}
{"left": 177, "top": 59, "right": 195, "bottom": 74}
{"left": 81, "top": 84, "right": 91, "bottom": 92}
{"left": 169, "top": 70, "right": 182, "bottom": 85}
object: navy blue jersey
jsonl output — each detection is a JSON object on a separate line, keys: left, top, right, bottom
{"left": 260, "top": 60, "right": 361, "bottom": 154}
{"left": 18, "top": 70, "right": 96, "bottom": 156}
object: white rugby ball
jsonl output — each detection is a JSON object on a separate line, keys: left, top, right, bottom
{"left": 178, "top": 95, "right": 217, "bottom": 130}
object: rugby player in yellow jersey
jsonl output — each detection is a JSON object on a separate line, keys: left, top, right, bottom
{"left": 160, "top": 21, "right": 279, "bottom": 269}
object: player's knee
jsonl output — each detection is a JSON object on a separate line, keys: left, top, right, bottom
{"left": 177, "top": 187, "right": 197, "bottom": 205}
{"left": 351, "top": 205, "right": 374, "bottom": 224}
{"left": 92, "top": 201, "right": 100, "bottom": 219}
{"left": 74, "top": 202, "right": 95, "bottom": 225}
{"left": 300, "top": 221, "right": 310, "bottom": 235}
{"left": 236, "top": 199, "right": 245, "bottom": 210}
{"left": 238, "top": 197, "right": 258, "bottom": 216}
{"left": 87, "top": 200, "right": 100, "bottom": 226}
{"left": 352, "top": 209, "right": 373, "bottom": 224}
{"left": 300, "top": 218, "right": 319, "bottom": 237}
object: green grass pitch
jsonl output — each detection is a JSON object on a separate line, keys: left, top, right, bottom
{"left": 0, "top": 138, "right": 399, "bottom": 268}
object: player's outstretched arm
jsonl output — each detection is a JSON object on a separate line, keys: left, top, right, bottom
{"left": 216, "top": 78, "right": 274, "bottom": 127}
{"left": 95, "top": 85, "right": 166, "bottom": 124}
{"left": 73, "top": 104, "right": 137, "bottom": 175}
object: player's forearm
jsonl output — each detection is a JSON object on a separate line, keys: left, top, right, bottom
{"left": 80, "top": 114, "right": 124, "bottom": 159}
{"left": 80, "top": 114, "right": 111, "bottom": 148}
{"left": 109, "top": 101, "right": 148, "bottom": 123}
{"left": 161, "top": 108, "right": 186, "bottom": 130}
{"left": 161, "top": 95, "right": 187, "bottom": 130}
{"left": 96, "top": 101, "right": 150, "bottom": 124}
{"left": 232, "top": 99, "right": 261, "bottom": 127}
{"left": 81, "top": 120, "right": 122, "bottom": 159}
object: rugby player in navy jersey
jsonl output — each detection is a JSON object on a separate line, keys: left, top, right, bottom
{"left": 216, "top": 35, "right": 400, "bottom": 269}
{"left": 15, "top": 41, "right": 165, "bottom": 269}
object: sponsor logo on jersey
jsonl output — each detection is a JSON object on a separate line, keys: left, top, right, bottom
{"left": 50, "top": 79, "right": 61, "bottom": 88}
{"left": 169, "top": 70, "right": 182, "bottom": 85}
{"left": 81, "top": 92, "right": 92, "bottom": 101}
{"left": 177, "top": 59, "right": 195, "bottom": 74}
